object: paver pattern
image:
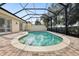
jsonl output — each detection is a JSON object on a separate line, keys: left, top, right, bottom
{"left": 0, "top": 32, "right": 79, "bottom": 56}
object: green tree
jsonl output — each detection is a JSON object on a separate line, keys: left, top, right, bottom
{"left": 35, "top": 20, "right": 41, "bottom": 25}
{"left": 68, "top": 3, "right": 79, "bottom": 26}
{"left": 40, "top": 14, "right": 49, "bottom": 27}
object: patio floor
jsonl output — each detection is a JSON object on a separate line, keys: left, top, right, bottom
{"left": 0, "top": 32, "right": 79, "bottom": 56}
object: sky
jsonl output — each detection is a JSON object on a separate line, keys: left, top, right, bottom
{"left": 1, "top": 3, "right": 51, "bottom": 24}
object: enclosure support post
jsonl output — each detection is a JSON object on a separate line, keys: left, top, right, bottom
{"left": 64, "top": 6, "right": 68, "bottom": 35}
{"left": 50, "top": 17, "right": 52, "bottom": 31}
{"left": 55, "top": 15, "right": 57, "bottom": 32}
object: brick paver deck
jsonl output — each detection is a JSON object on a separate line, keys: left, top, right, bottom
{"left": 0, "top": 32, "right": 79, "bottom": 56}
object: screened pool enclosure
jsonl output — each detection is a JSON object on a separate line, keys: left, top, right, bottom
{"left": 0, "top": 3, "right": 79, "bottom": 37}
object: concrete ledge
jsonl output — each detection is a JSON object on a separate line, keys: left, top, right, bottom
{"left": 11, "top": 31, "right": 70, "bottom": 52}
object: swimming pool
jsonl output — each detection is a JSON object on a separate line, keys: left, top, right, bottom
{"left": 11, "top": 31, "right": 70, "bottom": 52}
{"left": 19, "top": 32, "right": 63, "bottom": 46}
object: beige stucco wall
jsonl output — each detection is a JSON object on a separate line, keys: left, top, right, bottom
{"left": 26, "top": 23, "right": 32, "bottom": 31}
{"left": 22, "top": 22, "right": 27, "bottom": 31}
{"left": 11, "top": 19, "right": 20, "bottom": 32}
{"left": 0, "top": 9, "right": 27, "bottom": 32}
{"left": 30, "top": 25, "right": 47, "bottom": 31}
{"left": 25, "top": 23, "right": 28, "bottom": 30}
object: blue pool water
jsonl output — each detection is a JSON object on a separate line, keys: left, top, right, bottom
{"left": 19, "top": 32, "right": 63, "bottom": 46}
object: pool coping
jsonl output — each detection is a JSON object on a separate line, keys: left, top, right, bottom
{"left": 11, "top": 31, "right": 70, "bottom": 52}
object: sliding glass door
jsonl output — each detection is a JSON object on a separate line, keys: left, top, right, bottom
{"left": 0, "top": 18, "right": 11, "bottom": 32}
{"left": 0, "top": 18, "right": 5, "bottom": 32}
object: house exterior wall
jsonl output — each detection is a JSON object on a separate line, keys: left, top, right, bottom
{"left": 26, "top": 23, "right": 32, "bottom": 31}
{"left": 22, "top": 22, "right": 27, "bottom": 31}
{"left": 11, "top": 19, "right": 20, "bottom": 32}
{"left": 0, "top": 9, "right": 27, "bottom": 33}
